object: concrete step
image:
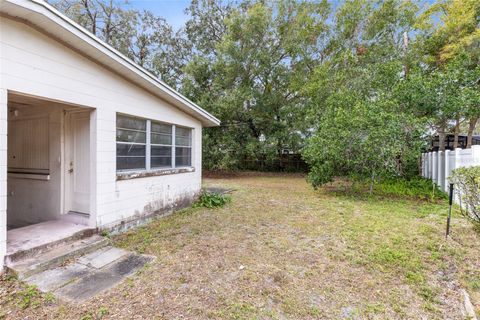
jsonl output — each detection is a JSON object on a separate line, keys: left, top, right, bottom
{"left": 6, "top": 225, "right": 97, "bottom": 264}
{"left": 7, "top": 235, "right": 110, "bottom": 279}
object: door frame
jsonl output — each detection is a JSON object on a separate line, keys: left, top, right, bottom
{"left": 63, "top": 109, "right": 92, "bottom": 216}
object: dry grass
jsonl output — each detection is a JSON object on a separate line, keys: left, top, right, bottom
{"left": 1, "top": 173, "right": 479, "bottom": 319}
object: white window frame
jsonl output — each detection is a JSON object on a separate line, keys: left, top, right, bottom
{"left": 116, "top": 114, "right": 193, "bottom": 172}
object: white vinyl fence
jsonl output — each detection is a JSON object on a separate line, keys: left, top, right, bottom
{"left": 421, "top": 146, "right": 480, "bottom": 199}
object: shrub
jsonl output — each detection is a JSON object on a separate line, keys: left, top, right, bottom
{"left": 450, "top": 166, "right": 480, "bottom": 223}
{"left": 194, "top": 192, "right": 231, "bottom": 208}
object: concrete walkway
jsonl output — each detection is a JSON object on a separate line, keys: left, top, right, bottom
{"left": 22, "top": 246, "right": 154, "bottom": 302}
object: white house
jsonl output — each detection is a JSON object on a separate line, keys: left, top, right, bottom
{"left": 0, "top": 0, "right": 220, "bottom": 268}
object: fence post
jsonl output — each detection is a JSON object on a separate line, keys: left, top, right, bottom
{"left": 427, "top": 152, "right": 432, "bottom": 179}
{"left": 453, "top": 148, "right": 461, "bottom": 204}
{"left": 437, "top": 151, "right": 444, "bottom": 190}
{"left": 432, "top": 151, "right": 438, "bottom": 184}
{"left": 454, "top": 148, "right": 461, "bottom": 169}
{"left": 428, "top": 152, "right": 433, "bottom": 179}
{"left": 444, "top": 150, "right": 450, "bottom": 192}
{"left": 423, "top": 153, "right": 427, "bottom": 178}
{"left": 472, "top": 145, "right": 480, "bottom": 165}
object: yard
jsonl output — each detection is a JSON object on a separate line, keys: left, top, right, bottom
{"left": 1, "top": 173, "right": 479, "bottom": 319}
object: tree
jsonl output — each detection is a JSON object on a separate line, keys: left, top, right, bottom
{"left": 50, "top": 0, "right": 478, "bottom": 181}
{"left": 415, "top": 0, "right": 480, "bottom": 148}
{"left": 49, "top": 0, "right": 188, "bottom": 89}
{"left": 303, "top": 0, "right": 424, "bottom": 189}
{"left": 183, "top": 0, "right": 330, "bottom": 170}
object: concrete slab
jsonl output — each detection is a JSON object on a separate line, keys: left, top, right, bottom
{"left": 8, "top": 228, "right": 153, "bottom": 303}
{"left": 77, "top": 246, "right": 128, "bottom": 269}
{"left": 7, "top": 220, "right": 91, "bottom": 255}
{"left": 24, "top": 263, "right": 89, "bottom": 292}
{"left": 55, "top": 254, "right": 153, "bottom": 302}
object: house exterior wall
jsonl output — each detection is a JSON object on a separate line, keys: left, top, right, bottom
{"left": 0, "top": 16, "right": 203, "bottom": 265}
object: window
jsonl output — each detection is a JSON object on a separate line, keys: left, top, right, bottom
{"left": 116, "top": 114, "right": 193, "bottom": 171}
{"left": 116, "top": 115, "right": 146, "bottom": 170}
{"left": 151, "top": 122, "right": 172, "bottom": 168}
{"left": 175, "top": 127, "right": 192, "bottom": 167}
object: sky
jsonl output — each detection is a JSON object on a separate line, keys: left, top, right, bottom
{"left": 128, "top": 0, "right": 191, "bottom": 30}
{"left": 126, "top": 0, "right": 439, "bottom": 31}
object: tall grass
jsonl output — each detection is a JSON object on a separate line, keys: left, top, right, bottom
{"left": 352, "top": 177, "right": 448, "bottom": 201}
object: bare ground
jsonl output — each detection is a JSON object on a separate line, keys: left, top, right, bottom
{"left": 1, "top": 173, "right": 479, "bottom": 319}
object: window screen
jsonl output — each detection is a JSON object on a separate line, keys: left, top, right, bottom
{"left": 151, "top": 122, "right": 172, "bottom": 168}
{"left": 116, "top": 115, "right": 146, "bottom": 170}
{"left": 116, "top": 114, "right": 193, "bottom": 171}
{"left": 175, "top": 127, "right": 192, "bottom": 167}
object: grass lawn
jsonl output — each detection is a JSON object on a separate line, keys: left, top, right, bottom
{"left": 1, "top": 173, "right": 479, "bottom": 319}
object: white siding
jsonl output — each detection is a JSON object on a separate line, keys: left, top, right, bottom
{"left": 0, "top": 16, "right": 203, "bottom": 259}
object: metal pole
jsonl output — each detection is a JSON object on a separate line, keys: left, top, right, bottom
{"left": 446, "top": 183, "right": 454, "bottom": 238}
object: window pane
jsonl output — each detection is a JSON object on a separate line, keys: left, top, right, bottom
{"left": 151, "top": 146, "right": 172, "bottom": 168}
{"left": 175, "top": 127, "right": 191, "bottom": 147}
{"left": 151, "top": 156, "right": 171, "bottom": 168}
{"left": 175, "top": 147, "right": 191, "bottom": 167}
{"left": 117, "top": 129, "right": 146, "bottom": 143}
{"left": 116, "top": 157, "right": 146, "bottom": 170}
{"left": 151, "top": 133, "right": 172, "bottom": 145}
{"left": 175, "top": 136, "right": 191, "bottom": 147}
{"left": 151, "top": 122, "right": 172, "bottom": 134}
{"left": 117, "top": 115, "right": 146, "bottom": 131}
{"left": 117, "top": 144, "right": 146, "bottom": 157}
{"left": 151, "top": 146, "right": 172, "bottom": 156}
{"left": 176, "top": 127, "right": 191, "bottom": 138}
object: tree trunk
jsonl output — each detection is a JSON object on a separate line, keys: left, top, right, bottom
{"left": 453, "top": 117, "right": 460, "bottom": 149}
{"left": 438, "top": 121, "right": 447, "bottom": 152}
{"left": 466, "top": 117, "right": 479, "bottom": 148}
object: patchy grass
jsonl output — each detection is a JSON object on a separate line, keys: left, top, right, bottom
{"left": 1, "top": 173, "right": 479, "bottom": 319}
{"left": 0, "top": 273, "right": 56, "bottom": 318}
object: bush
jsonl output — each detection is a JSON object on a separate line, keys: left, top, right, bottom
{"left": 194, "top": 192, "right": 231, "bottom": 208}
{"left": 450, "top": 166, "right": 480, "bottom": 223}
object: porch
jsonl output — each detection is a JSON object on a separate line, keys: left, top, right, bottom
{"left": 2, "top": 92, "right": 97, "bottom": 264}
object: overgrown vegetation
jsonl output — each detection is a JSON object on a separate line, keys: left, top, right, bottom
{"left": 194, "top": 191, "right": 231, "bottom": 208}
{"left": 450, "top": 166, "right": 480, "bottom": 224}
{"left": 348, "top": 177, "right": 448, "bottom": 201}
